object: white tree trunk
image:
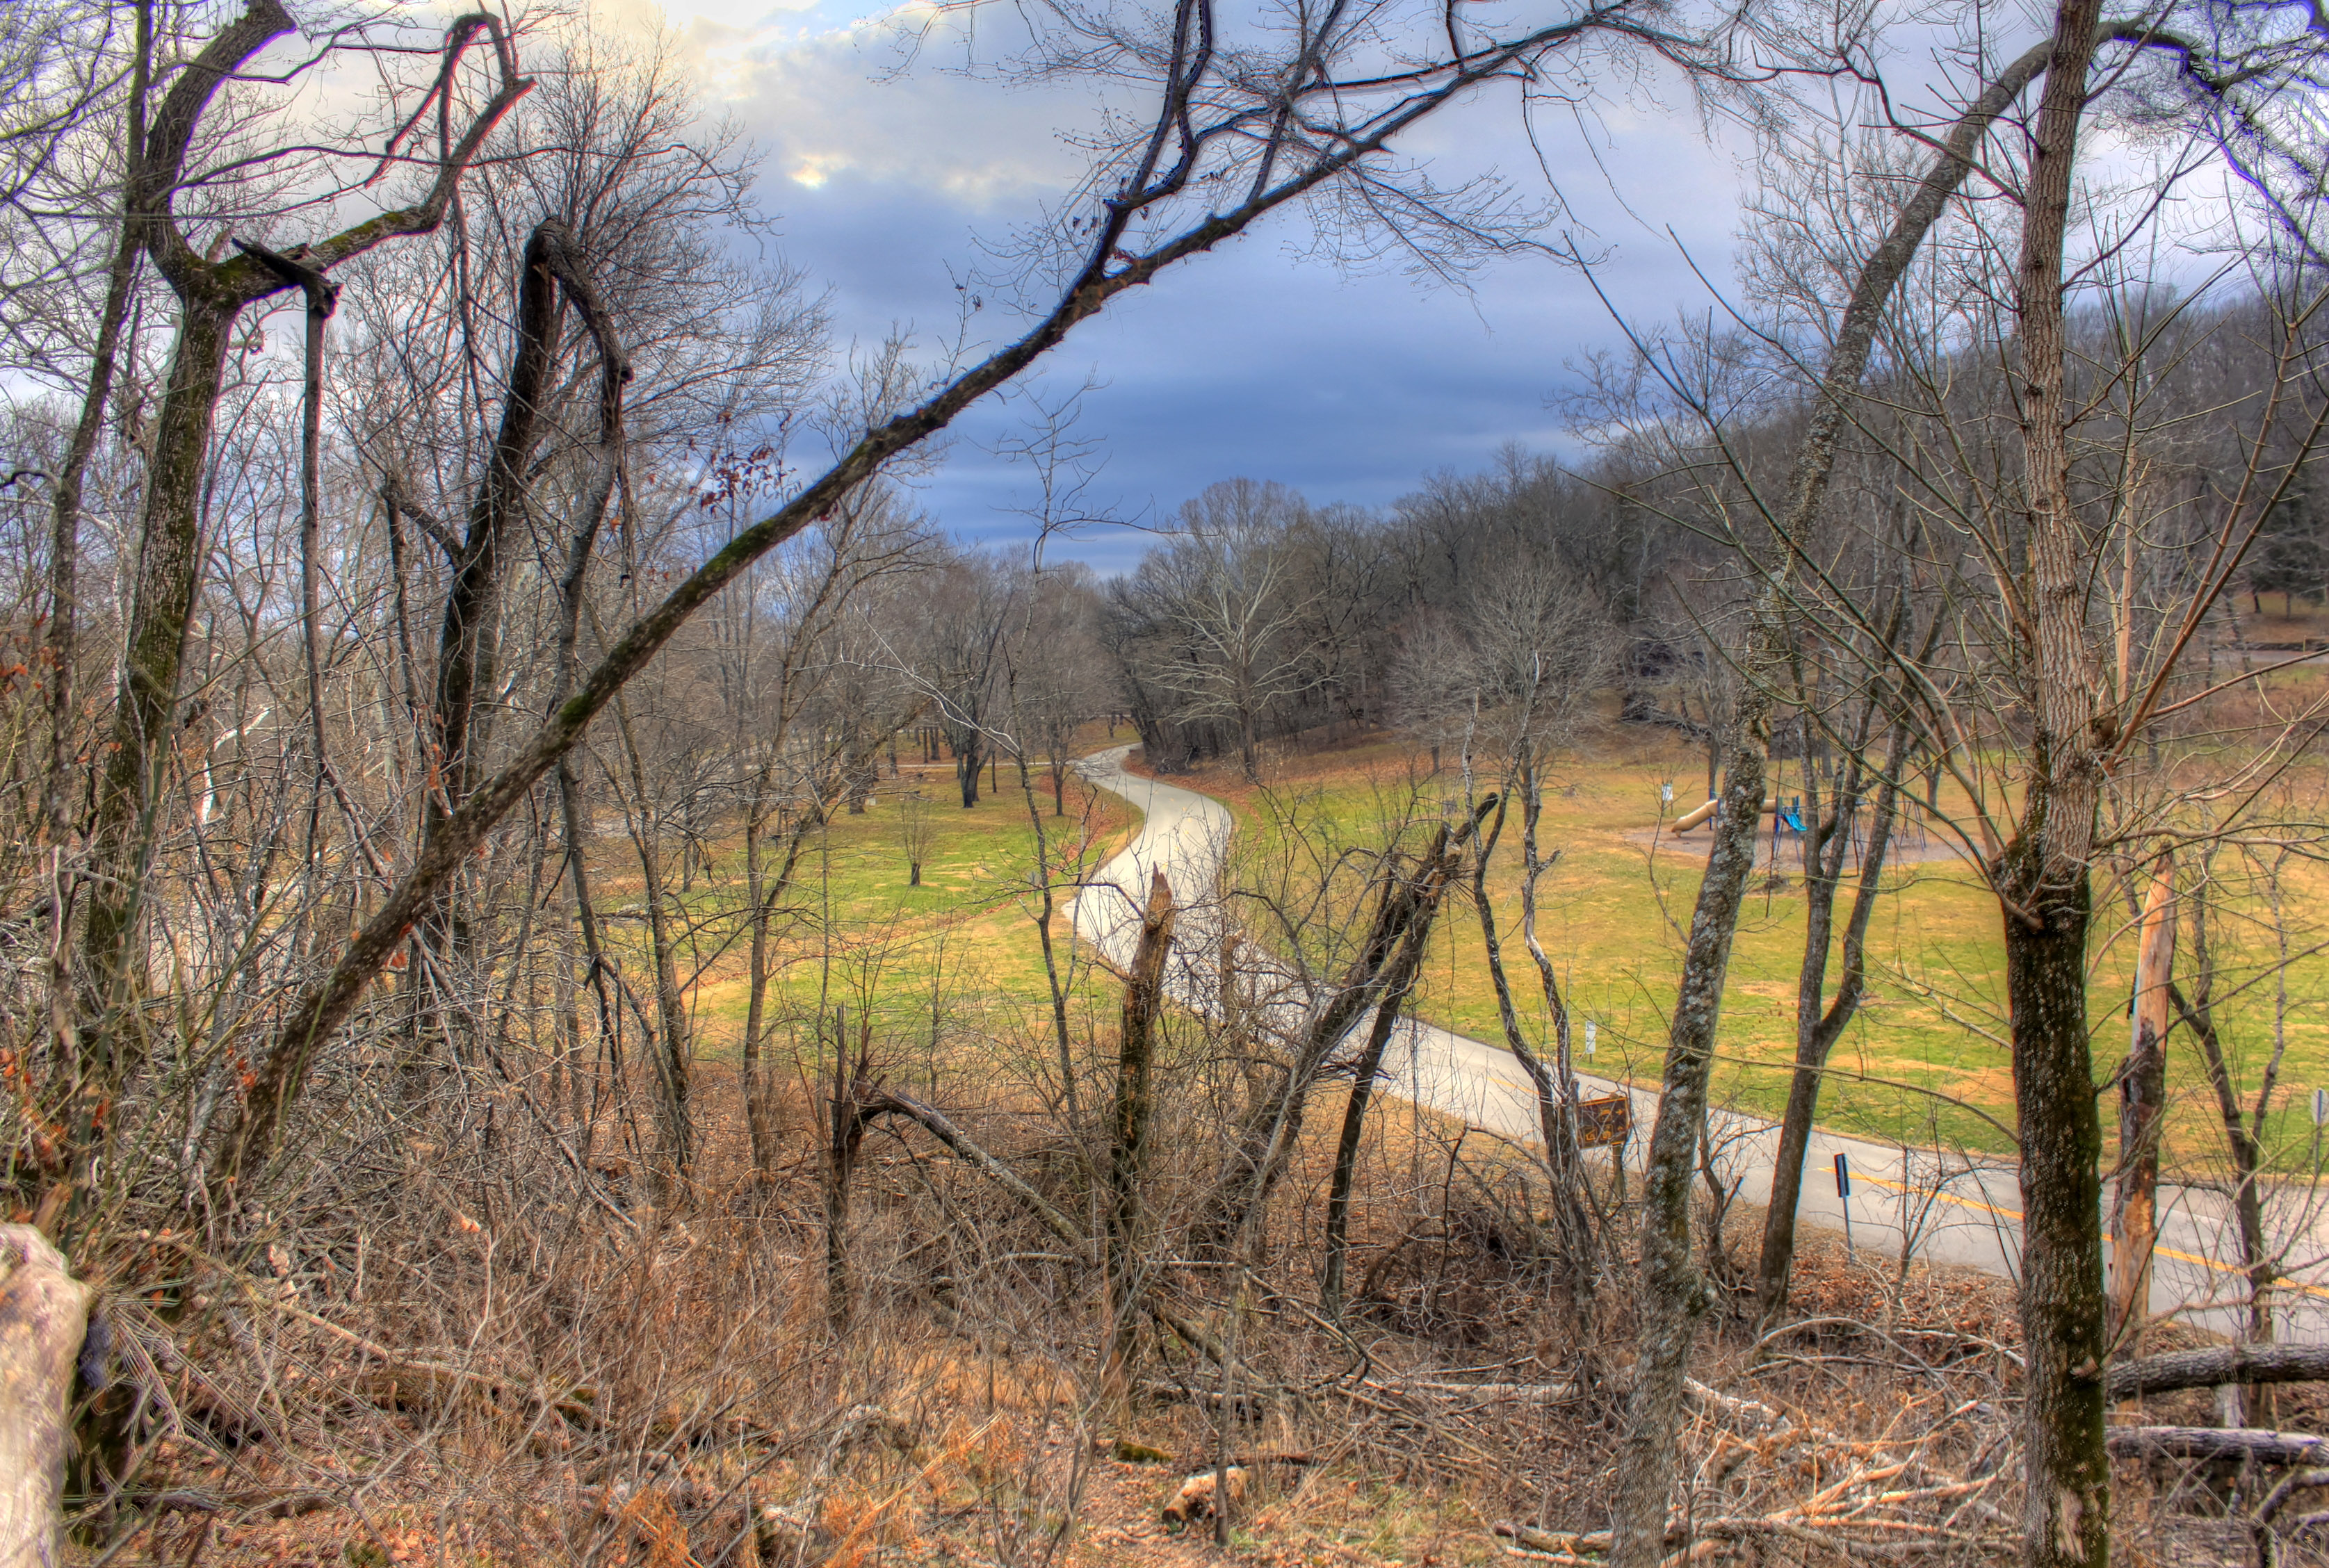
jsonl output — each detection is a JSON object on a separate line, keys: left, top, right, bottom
{"left": 0, "top": 1225, "right": 90, "bottom": 1568}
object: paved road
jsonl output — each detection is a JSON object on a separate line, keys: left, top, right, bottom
{"left": 1069, "top": 745, "right": 2329, "bottom": 1341}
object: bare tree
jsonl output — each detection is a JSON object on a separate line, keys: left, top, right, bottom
{"left": 1138, "top": 481, "right": 1324, "bottom": 783}
{"left": 1610, "top": 8, "right": 2329, "bottom": 1558}
{"left": 79, "top": 3, "right": 531, "bottom": 1018}
{"left": 1427, "top": 558, "right": 1614, "bottom": 1315}
{"left": 920, "top": 554, "right": 1017, "bottom": 809}
{"left": 896, "top": 792, "right": 937, "bottom": 887}
{"left": 1589, "top": 25, "right": 2128, "bottom": 1560}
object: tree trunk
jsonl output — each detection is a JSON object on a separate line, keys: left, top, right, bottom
{"left": 1322, "top": 813, "right": 1472, "bottom": 1309}
{"left": 824, "top": 1027, "right": 867, "bottom": 1334}
{"left": 2107, "top": 856, "right": 2174, "bottom": 1360}
{"left": 42, "top": 108, "right": 146, "bottom": 1228}
{"left": 412, "top": 225, "right": 565, "bottom": 983}
{"left": 42, "top": 218, "right": 141, "bottom": 855}
{"left": 1007, "top": 734, "right": 1083, "bottom": 1134}
{"left": 615, "top": 692, "right": 693, "bottom": 1186}
{"left": 2180, "top": 887, "right": 2276, "bottom": 1419}
{"left": 2004, "top": 848, "right": 2109, "bottom": 1568}
{"left": 957, "top": 736, "right": 982, "bottom": 808}
{"left": 1475, "top": 794, "right": 1564, "bottom": 1157}
{"left": 1608, "top": 749, "right": 1766, "bottom": 1568}
{"left": 2006, "top": 0, "right": 2111, "bottom": 1554}
{"left": 1472, "top": 783, "right": 1596, "bottom": 1306}
{"left": 80, "top": 294, "right": 236, "bottom": 994}
{"left": 742, "top": 779, "right": 779, "bottom": 1177}
{"left": 1515, "top": 751, "right": 1602, "bottom": 1312}
{"left": 428, "top": 224, "right": 562, "bottom": 828}
{"left": 1103, "top": 871, "right": 1176, "bottom": 1398}
{"left": 1323, "top": 863, "right": 1445, "bottom": 1317}
{"left": 1755, "top": 721, "right": 1904, "bottom": 1323}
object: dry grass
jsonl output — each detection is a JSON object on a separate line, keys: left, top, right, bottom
{"left": 55, "top": 700, "right": 2329, "bottom": 1565}
{"left": 76, "top": 1052, "right": 2307, "bottom": 1568}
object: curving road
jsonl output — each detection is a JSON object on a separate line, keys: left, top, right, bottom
{"left": 1069, "top": 744, "right": 2329, "bottom": 1341}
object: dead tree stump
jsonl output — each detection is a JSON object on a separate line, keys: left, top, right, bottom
{"left": 0, "top": 1225, "right": 92, "bottom": 1567}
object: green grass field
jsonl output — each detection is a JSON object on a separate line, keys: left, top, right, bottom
{"left": 578, "top": 669, "right": 2329, "bottom": 1173}
{"left": 1153, "top": 717, "right": 2329, "bottom": 1169}
{"left": 584, "top": 749, "right": 1145, "bottom": 1081}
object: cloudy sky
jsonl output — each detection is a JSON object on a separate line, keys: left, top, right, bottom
{"left": 595, "top": 0, "right": 1781, "bottom": 568}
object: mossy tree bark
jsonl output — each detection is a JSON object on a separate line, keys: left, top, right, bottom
{"left": 1607, "top": 742, "right": 1767, "bottom": 1568}
{"left": 2002, "top": 0, "right": 2113, "bottom": 1556}
{"left": 70, "top": 4, "right": 528, "bottom": 1214}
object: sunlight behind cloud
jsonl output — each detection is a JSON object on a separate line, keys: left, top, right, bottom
{"left": 592, "top": 0, "right": 1094, "bottom": 206}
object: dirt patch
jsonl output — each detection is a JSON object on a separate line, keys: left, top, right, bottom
{"left": 1615, "top": 822, "right": 1974, "bottom": 867}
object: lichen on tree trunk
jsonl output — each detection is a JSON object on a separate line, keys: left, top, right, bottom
{"left": 2003, "top": 847, "right": 2109, "bottom": 1568}
{"left": 1608, "top": 746, "right": 1766, "bottom": 1567}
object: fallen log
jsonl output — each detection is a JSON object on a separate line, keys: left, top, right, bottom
{"left": 852, "top": 1088, "right": 1087, "bottom": 1254}
{"left": 348, "top": 1362, "right": 600, "bottom": 1428}
{"left": 1388, "top": 1379, "right": 1578, "bottom": 1403}
{"left": 1605, "top": 1363, "right": 1788, "bottom": 1429}
{"left": 1498, "top": 1521, "right": 1612, "bottom": 1555}
{"left": 2107, "top": 1342, "right": 2329, "bottom": 1402}
{"left": 2107, "top": 1426, "right": 2329, "bottom": 1465}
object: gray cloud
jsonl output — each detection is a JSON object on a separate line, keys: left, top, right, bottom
{"left": 635, "top": 0, "right": 1752, "bottom": 572}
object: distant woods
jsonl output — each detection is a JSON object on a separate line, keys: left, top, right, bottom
{"left": 1105, "top": 285, "right": 2329, "bottom": 797}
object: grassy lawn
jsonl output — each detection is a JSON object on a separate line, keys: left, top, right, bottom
{"left": 583, "top": 737, "right": 1145, "bottom": 1078}
{"left": 1137, "top": 703, "right": 2329, "bottom": 1170}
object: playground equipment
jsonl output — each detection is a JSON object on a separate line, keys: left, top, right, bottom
{"left": 1671, "top": 796, "right": 1803, "bottom": 833}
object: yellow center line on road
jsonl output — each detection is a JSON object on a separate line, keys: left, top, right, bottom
{"left": 1858, "top": 1171, "right": 2021, "bottom": 1224}
{"left": 1855, "top": 1172, "right": 2329, "bottom": 1302}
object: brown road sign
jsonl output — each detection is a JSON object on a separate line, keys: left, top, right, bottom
{"left": 1577, "top": 1093, "right": 1630, "bottom": 1149}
